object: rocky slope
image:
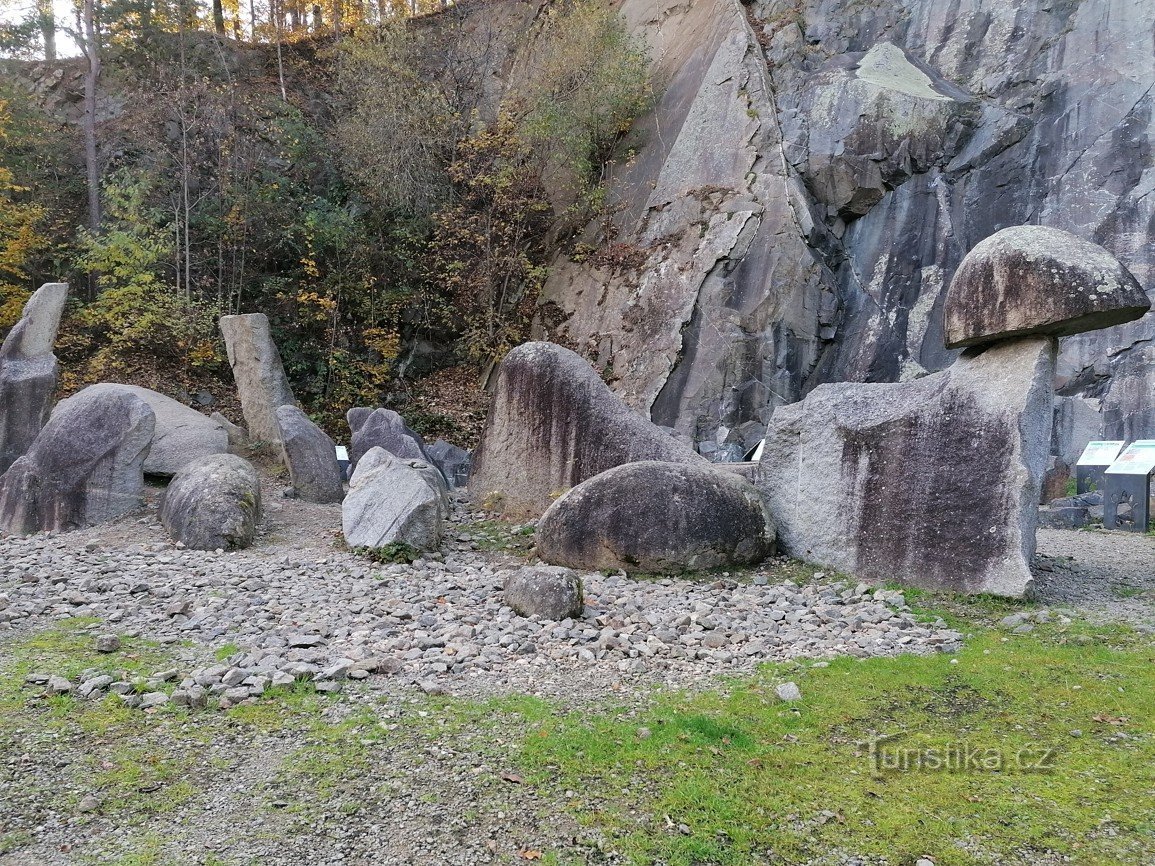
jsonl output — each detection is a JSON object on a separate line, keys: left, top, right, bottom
{"left": 540, "top": 0, "right": 1155, "bottom": 459}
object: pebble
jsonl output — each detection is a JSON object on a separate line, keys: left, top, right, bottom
{"left": 775, "top": 681, "right": 802, "bottom": 702}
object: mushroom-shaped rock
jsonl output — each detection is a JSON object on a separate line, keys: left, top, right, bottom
{"left": 504, "top": 565, "right": 583, "bottom": 620}
{"left": 275, "top": 405, "right": 344, "bottom": 504}
{"left": 0, "top": 385, "right": 154, "bottom": 535}
{"left": 160, "top": 453, "right": 261, "bottom": 550}
{"left": 342, "top": 453, "right": 442, "bottom": 551}
{"left": 536, "top": 461, "right": 776, "bottom": 574}
{"left": 944, "top": 226, "right": 1151, "bottom": 349}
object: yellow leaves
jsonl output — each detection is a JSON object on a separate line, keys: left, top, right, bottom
{"left": 295, "top": 290, "right": 337, "bottom": 321}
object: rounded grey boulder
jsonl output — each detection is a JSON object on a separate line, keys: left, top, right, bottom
{"left": 159, "top": 454, "right": 261, "bottom": 550}
{"left": 536, "top": 461, "right": 776, "bottom": 574}
{"left": 503, "top": 566, "right": 583, "bottom": 620}
{"left": 943, "top": 225, "right": 1151, "bottom": 349}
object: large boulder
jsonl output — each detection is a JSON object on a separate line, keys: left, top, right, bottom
{"left": 426, "top": 439, "right": 472, "bottom": 488}
{"left": 537, "top": 461, "right": 775, "bottom": 574}
{"left": 342, "top": 454, "right": 442, "bottom": 551}
{"left": 503, "top": 566, "right": 584, "bottom": 620}
{"left": 82, "top": 384, "right": 228, "bottom": 476}
{"left": 275, "top": 406, "right": 344, "bottom": 504}
{"left": 219, "top": 313, "right": 296, "bottom": 445}
{"left": 0, "top": 385, "right": 154, "bottom": 535}
{"left": 159, "top": 454, "right": 261, "bottom": 550}
{"left": 944, "top": 226, "right": 1151, "bottom": 349}
{"left": 352, "top": 447, "right": 450, "bottom": 519}
{"left": 348, "top": 408, "right": 429, "bottom": 467}
{"left": 471, "top": 342, "right": 707, "bottom": 516}
{"left": 759, "top": 337, "right": 1055, "bottom": 597}
{"left": 0, "top": 282, "right": 67, "bottom": 475}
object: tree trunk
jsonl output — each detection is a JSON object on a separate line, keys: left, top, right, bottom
{"left": 82, "top": 0, "right": 101, "bottom": 296}
{"left": 213, "top": 0, "right": 226, "bottom": 34}
{"left": 36, "top": 0, "right": 55, "bottom": 62}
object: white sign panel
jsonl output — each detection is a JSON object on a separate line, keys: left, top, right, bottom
{"left": 1076, "top": 440, "right": 1125, "bottom": 467}
{"left": 1105, "top": 440, "right": 1155, "bottom": 476}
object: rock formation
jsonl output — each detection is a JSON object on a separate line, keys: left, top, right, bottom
{"left": 219, "top": 313, "right": 296, "bottom": 445}
{"left": 471, "top": 341, "right": 706, "bottom": 516}
{"left": 210, "top": 412, "right": 249, "bottom": 450}
{"left": 351, "top": 447, "right": 450, "bottom": 520}
{"left": 275, "top": 406, "right": 344, "bottom": 504}
{"left": 160, "top": 454, "right": 261, "bottom": 550}
{"left": 83, "top": 384, "right": 229, "bottom": 476}
{"left": 426, "top": 439, "right": 472, "bottom": 488}
{"left": 0, "top": 385, "right": 154, "bottom": 535}
{"left": 503, "top": 566, "right": 584, "bottom": 621}
{"left": 537, "top": 461, "right": 776, "bottom": 575}
{"left": 0, "top": 282, "right": 67, "bottom": 475}
{"left": 348, "top": 407, "right": 429, "bottom": 467}
{"left": 342, "top": 450, "right": 443, "bottom": 551}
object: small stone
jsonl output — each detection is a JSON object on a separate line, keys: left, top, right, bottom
{"left": 775, "top": 682, "right": 802, "bottom": 702}
{"left": 46, "top": 675, "right": 72, "bottom": 695}
{"left": 139, "top": 692, "right": 170, "bottom": 710}
{"left": 77, "top": 794, "right": 101, "bottom": 814}
{"left": 636, "top": 727, "right": 652, "bottom": 740}
{"left": 94, "top": 634, "right": 121, "bottom": 653}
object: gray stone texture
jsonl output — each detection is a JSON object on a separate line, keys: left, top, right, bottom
{"left": 503, "top": 566, "right": 584, "bottom": 620}
{"left": 352, "top": 447, "right": 450, "bottom": 520}
{"left": 275, "top": 406, "right": 344, "bottom": 504}
{"left": 537, "top": 461, "right": 776, "bottom": 574}
{"left": 0, "top": 282, "right": 67, "bottom": 475}
{"left": 470, "top": 342, "right": 706, "bottom": 516}
{"left": 943, "top": 226, "right": 1149, "bottom": 349}
{"left": 210, "top": 412, "right": 250, "bottom": 450}
{"left": 219, "top": 314, "right": 296, "bottom": 445}
{"left": 159, "top": 454, "right": 261, "bottom": 550}
{"left": 426, "top": 439, "right": 472, "bottom": 488}
{"left": 758, "top": 337, "right": 1056, "bottom": 598}
{"left": 342, "top": 454, "right": 442, "bottom": 551}
{"left": 349, "top": 408, "right": 429, "bottom": 467}
{"left": 0, "top": 384, "right": 154, "bottom": 535}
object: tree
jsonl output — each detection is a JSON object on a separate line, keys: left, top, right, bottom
{"left": 36, "top": 0, "right": 55, "bottom": 61}
{"left": 79, "top": 0, "right": 102, "bottom": 296}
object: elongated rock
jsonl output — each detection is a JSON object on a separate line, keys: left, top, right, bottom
{"left": 219, "top": 313, "right": 296, "bottom": 445}
{"left": 276, "top": 405, "right": 344, "bottom": 504}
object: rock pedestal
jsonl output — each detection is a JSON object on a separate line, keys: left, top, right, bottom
{"left": 219, "top": 313, "right": 296, "bottom": 445}
{"left": 275, "top": 406, "right": 344, "bottom": 504}
{"left": 0, "top": 282, "right": 67, "bottom": 475}
{"left": 0, "top": 385, "right": 154, "bottom": 535}
{"left": 160, "top": 454, "right": 261, "bottom": 550}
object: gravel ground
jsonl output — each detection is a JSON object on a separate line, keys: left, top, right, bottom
{"left": 1034, "top": 526, "right": 1155, "bottom": 627}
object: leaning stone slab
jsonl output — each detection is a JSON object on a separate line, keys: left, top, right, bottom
{"left": 943, "top": 226, "right": 1151, "bottom": 349}
{"left": 349, "top": 408, "right": 429, "bottom": 467}
{"left": 537, "top": 461, "right": 776, "bottom": 574}
{"left": 83, "top": 384, "right": 228, "bottom": 476}
{"left": 0, "top": 385, "right": 154, "bottom": 535}
{"left": 504, "top": 566, "right": 583, "bottom": 620}
{"left": 0, "top": 282, "right": 67, "bottom": 475}
{"left": 342, "top": 457, "right": 442, "bottom": 551}
{"left": 471, "top": 341, "right": 707, "bottom": 517}
{"left": 275, "top": 406, "right": 344, "bottom": 504}
{"left": 219, "top": 313, "right": 296, "bottom": 445}
{"left": 160, "top": 453, "right": 261, "bottom": 550}
{"left": 759, "top": 337, "right": 1056, "bottom": 598}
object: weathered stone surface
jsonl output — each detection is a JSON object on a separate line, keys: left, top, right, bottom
{"left": 426, "top": 439, "right": 472, "bottom": 488}
{"left": 83, "top": 384, "right": 228, "bottom": 476}
{"left": 471, "top": 342, "right": 706, "bottom": 516}
{"left": 349, "top": 408, "right": 428, "bottom": 467}
{"left": 210, "top": 412, "right": 249, "bottom": 450}
{"left": 537, "top": 461, "right": 775, "bottom": 574}
{"left": 275, "top": 406, "right": 343, "bottom": 504}
{"left": 160, "top": 454, "right": 261, "bottom": 550}
{"left": 352, "top": 447, "right": 450, "bottom": 519}
{"left": 219, "top": 314, "right": 296, "bottom": 445}
{"left": 346, "top": 407, "right": 373, "bottom": 436}
{"left": 759, "top": 337, "right": 1056, "bottom": 597}
{"left": 0, "top": 385, "right": 154, "bottom": 535}
{"left": 342, "top": 456, "right": 441, "bottom": 551}
{"left": 0, "top": 282, "right": 67, "bottom": 475}
{"left": 503, "top": 566, "right": 583, "bottom": 620}
{"left": 943, "top": 226, "right": 1150, "bottom": 349}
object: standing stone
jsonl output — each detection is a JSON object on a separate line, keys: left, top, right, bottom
{"left": 275, "top": 406, "right": 343, "bottom": 504}
{"left": 349, "top": 408, "right": 429, "bottom": 467}
{"left": 759, "top": 337, "right": 1056, "bottom": 598}
{"left": 0, "top": 282, "right": 67, "bottom": 475}
{"left": 0, "top": 385, "right": 154, "bottom": 535}
{"left": 471, "top": 342, "right": 707, "bottom": 517}
{"left": 537, "top": 461, "right": 775, "bottom": 574}
{"left": 426, "top": 439, "right": 472, "bottom": 488}
{"left": 81, "top": 384, "right": 228, "bottom": 476}
{"left": 159, "top": 453, "right": 261, "bottom": 550}
{"left": 219, "top": 314, "right": 296, "bottom": 445}
{"left": 346, "top": 407, "right": 374, "bottom": 436}
{"left": 503, "top": 566, "right": 584, "bottom": 620}
{"left": 342, "top": 455, "right": 442, "bottom": 551}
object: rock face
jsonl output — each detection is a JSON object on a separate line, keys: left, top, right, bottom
{"left": 503, "top": 566, "right": 584, "bottom": 620}
{"left": 349, "top": 408, "right": 429, "bottom": 467}
{"left": 82, "top": 384, "right": 229, "bottom": 476}
{"left": 352, "top": 447, "right": 450, "bottom": 519}
{"left": 0, "top": 282, "right": 67, "bottom": 475}
{"left": 341, "top": 453, "right": 442, "bottom": 551}
{"left": 426, "top": 439, "right": 472, "bottom": 488}
{"left": 219, "top": 314, "right": 296, "bottom": 445}
{"left": 0, "top": 385, "right": 154, "bottom": 535}
{"left": 758, "top": 337, "right": 1055, "bottom": 597}
{"left": 159, "top": 454, "right": 261, "bottom": 550}
{"left": 275, "top": 406, "right": 343, "bottom": 504}
{"left": 537, "top": 461, "right": 775, "bottom": 574}
{"left": 471, "top": 342, "right": 706, "bottom": 516}
{"left": 943, "top": 226, "right": 1150, "bottom": 349}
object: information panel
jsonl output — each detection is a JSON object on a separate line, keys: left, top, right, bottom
{"left": 1105, "top": 440, "right": 1155, "bottom": 476}
{"left": 1076, "top": 440, "right": 1125, "bottom": 467}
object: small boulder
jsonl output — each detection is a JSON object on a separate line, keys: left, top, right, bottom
{"left": 219, "top": 313, "right": 296, "bottom": 445}
{"left": 159, "top": 453, "right": 262, "bottom": 550}
{"left": 504, "top": 565, "right": 584, "bottom": 620}
{"left": 349, "top": 407, "right": 429, "bottom": 466}
{"left": 342, "top": 457, "right": 442, "bottom": 551}
{"left": 943, "top": 226, "right": 1151, "bottom": 349}
{"left": 352, "top": 447, "right": 449, "bottom": 519}
{"left": 275, "top": 406, "right": 343, "bottom": 504}
{"left": 426, "top": 439, "right": 472, "bottom": 488}
{"left": 536, "top": 461, "right": 775, "bottom": 574}
{"left": 210, "top": 412, "right": 249, "bottom": 449}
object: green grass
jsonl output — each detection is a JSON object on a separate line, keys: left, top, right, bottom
{"left": 460, "top": 518, "right": 536, "bottom": 554}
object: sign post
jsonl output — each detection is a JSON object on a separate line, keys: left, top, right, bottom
{"left": 1075, "top": 440, "right": 1125, "bottom": 494}
{"left": 1103, "top": 441, "right": 1155, "bottom": 533}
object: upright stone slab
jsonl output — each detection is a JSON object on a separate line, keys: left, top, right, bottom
{"left": 0, "top": 282, "right": 67, "bottom": 474}
{"left": 426, "top": 439, "right": 472, "bottom": 488}
{"left": 275, "top": 406, "right": 344, "bottom": 504}
{"left": 759, "top": 338, "right": 1056, "bottom": 597}
{"left": 342, "top": 453, "right": 442, "bottom": 551}
{"left": 0, "top": 385, "right": 154, "bottom": 535}
{"left": 219, "top": 313, "right": 296, "bottom": 445}
{"left": 471, "top": 341, "right": 707, "bottom": 516}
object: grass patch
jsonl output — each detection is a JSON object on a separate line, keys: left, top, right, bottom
{"left": 460, "top": 518, "right": 536, "bottom": 554}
